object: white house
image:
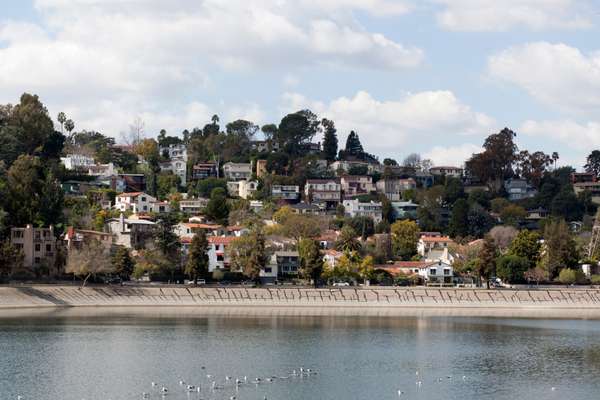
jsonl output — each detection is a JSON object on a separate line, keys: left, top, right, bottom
{"left": 429, "top": 166, "right": 463, "bottom": 178}
{"left": 342, "top": 199, "right": 383, "bottom": 223}
{"left": 223, "top": 162, "right": 253, "bottom": 181}
{"left": 175, "top": 222, "right": 224, "bottom": 239}
{"left": 61, "top": 154, "right": 95, "bottom": 170}
{"left": 323, "top": 249, "right": 344, "bottom": 267}
{"left": 87, "top": 162, "right": 117, "bottom": 177}
{"left": 159, "top": 144, "right": 188, "bottom": 186}
{"left": 272, "top": 185, "right": 300, "bottom": 202}
{"left": 305, "top": 178, "right": 342, "bottom": 207}
{"left": 417, "top": 235, "right": 454, "bottom": 259}
{"left": 385, "top": 260, "right": 453, "bottom": 285}
{"left": 180, "top": 198, "right": 209, "bottom": 214}
{"left": 207, "top": 236, "right": 236, "bottom": 272}
{"left": 115, "top": 192, "right": 157, "bottom": 213}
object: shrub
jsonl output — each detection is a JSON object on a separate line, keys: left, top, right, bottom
{"left": 591, "top": 275, "right": 600, "bottom": 286}
{"left": 557, "top": 268, "right": 585, "bottom": 285}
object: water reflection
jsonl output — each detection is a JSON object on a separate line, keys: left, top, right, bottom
{"left": 1, "top": 309, "right": 600, "bottom": 400}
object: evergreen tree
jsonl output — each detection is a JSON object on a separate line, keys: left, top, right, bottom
{"left": 298, "top": 238, "right": 324, "bottom": 287}
{"left": 229, "top": 228, "right": 268, "bottom": 281}
{"left": 112, "top": 247, "right": 135, "bottom": 280}
{"left": 344, "top": 130, "right": 364, "bottom": 156}
{"left": 205, "top": 187, "right": 230, "bottom": 224}
{"left": 321, "top": 118, "right": 338, "bottom": 162}
{"left": 185, "top": 230, "right": 209, "bottom": 284}
{"left": 449, "top": 198, "right": 469, "bottom": 238}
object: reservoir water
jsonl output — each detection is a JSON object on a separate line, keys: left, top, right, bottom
{"left": 1, "top": 309, "right": 600, "bottom": 400}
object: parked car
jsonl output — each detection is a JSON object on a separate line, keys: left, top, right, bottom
{"left": 332, "top": 281, "right": 350, "bottom": 287}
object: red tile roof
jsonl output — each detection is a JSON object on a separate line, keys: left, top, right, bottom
{"left": 208, "top": 236, "right": 236, "bottom": 245}
{"left": 117, "top": 192, "right": 143, "bottom": 198}
{"left": 420, "top": 236, "right": 453, "bottom": 243}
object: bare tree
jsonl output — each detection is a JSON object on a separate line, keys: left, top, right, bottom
{"left": 489, "top": 225, "right": 519, "bottom": 253}
{"left": 121, "top": 116, "right": 146, "bottom": 145}
{"left": 66, "top": 240, "right": 113, "bottom": 287}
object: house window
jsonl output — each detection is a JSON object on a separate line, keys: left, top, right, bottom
{"left": 143, "top": 206, "right": 148, "bottom": 211}
{"left": 15, "top": 243, "right": 23, "bottom": 250}
{"left": 35, "top": 231, "right": 41, "bottom": 240}
{"left": 46, "top": 244, "right": 52, "bottom": 252}
{"left": 35, "top": 244, "right": 41, "bottom": 252}
{"left": 217, "top": 254, "right": 224, "bottom": 261}
{"left": 141, "top": 197, "right": 146, "bottom": 201}
{"left": 264, "top": 267, "right": 272, "bottom": 273}
{"left": 444, "top": 269, "right": 450, "bottom": 276}
{"left": 429, "top": 268, "right": 437, "bottom": 276}
{"left": 34, "top": 257, "right": 40, "bottom": 264}
{"left": 13, "top": 231, "right": 24, "bottom": 238}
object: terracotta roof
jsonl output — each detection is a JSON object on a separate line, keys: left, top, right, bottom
{"left": 208, "top": 236, "right": 237, "bottom": 245}
{"left": 227, "top": 225, "right": 243, "bottom": 231}
{"left": 324, "top": 249, "right": 343, "bottom": 257}
{"left": 117, "top": 192, "right": 143, "bottom": 198}
{"left": 184, "top": 223, "right": 222, "bottom": 229}
{"left": 420, "top": 236, "right": 453, "bottom": 243}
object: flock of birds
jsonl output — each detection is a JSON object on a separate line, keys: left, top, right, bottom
{"left": 14, "top": 368, "right": 562, "bottom": 399}
{"left": 140, "top": 366, "right": 317, "bottom": 399}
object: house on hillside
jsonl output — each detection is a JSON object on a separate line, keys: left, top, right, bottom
{"left": 174, "top": 222, "right": 224, "bottom": 238}
{"left": 268, "top": 251, "right": 300, "bottom": 278}
{"left": 159, "top": 144, "right": 188, "bottom": 186}
{"left": 106, "top": 214, "right": 155, "bottom": 249}
{"left": 341, "top": 175, "right": 376, "bottom": 197}
{"left": 504, "top": 178, "right": 537, "bottom": 201}
{"left": 179, "top": 198, "right": 209, "bottom": 214}
{"left": 429, "top": 166, "right": 463, "bottom": 178}
{"left": 223, "top": 162, "right": 252, "bottom": 181}
{"left": 305, "top": 178, "right": 342, "bottom": 208}
{"left": 10, "top": 225, "right": 58, "bottom": 271}
{"left": 192, "top": 162, "right": 218, "bottom": 180}
{"left": 381, "top": 260, "right": 453, "bottom": 285}
{"left": 63, "top": 227, "right": 113, "bottom": 251}
{"left": 376, "top": 177, "right": 416, "bottom": 201}
{"left": 342, "top": 199, "right": 383, "bottom": 223}
{"left": 417, "top": 235, "right": 454, "bottom": 259}
{"left": 61, "top": 154, "right": 95, "bottom": 170}
{"left": 228, "top": 180, "right": 258, "bottom": 199}
{"left": 574, "top": 181, "right": 600, "bottom": 205}
{"left": 271, "top": 185, "right": 300, "bottom": 203}
{"left": 114, "top": 192, "right": 170, "bottom": 213}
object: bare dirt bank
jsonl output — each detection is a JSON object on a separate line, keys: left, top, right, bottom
{"left": 2, "top": 285, "right": 600, "bottom": 318}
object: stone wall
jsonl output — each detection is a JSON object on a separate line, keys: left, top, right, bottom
{"left": 2, "top": 285, "right": 600, "bottom": 309}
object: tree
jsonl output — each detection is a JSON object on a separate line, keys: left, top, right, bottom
{"left": 467, "top": 204, "right": 495, "bottom": 238}
{"left": 64, "top": 119, "right": 75, "bottom": 136}
{"left": 499, "top": 204, "right": 527, "bottom": 227}
{"left": 391, "top": 219, "right": 419, "bottom": 260}
{"left": 488, "top": 225, "right": 518, "bottom": 253}
{"left": 321, "top": 118, "right": 338, "bottom": 162}
{"left": 205, "top": 187, "right": 229, "bottom": 224}
{"left": 551, "top": 187, "right": 583, "bottom": 221}
{"left": 280, "top": 214, "right": 324, "bottom": 241}
{"left": 133, "top": 244, "right": 174, "bottom": 281}
{"left": 66, "top": 240, "right": 113, "bottom": 287}
{"left": 524, "top": 267, "right": 547, "bottom": 285}
{"left": 466, "top": 128, "right": 517, "bottom": 190}
{"left": 298, "top": 238, "right": 324, "bottom": 287}
{"left": 194, "top": 177, "right": 227, "bottom": 198}
{"left": 57, "top": 112, "right": 66, "bottom": 133}
{"left": 185, "top": 230, "right": 209, "bottom": 284}
{"left": 449, "top": 198, "right": 469, "bottom": 238}
{"left": 496, "top": 254, "right": 529, "bottom": 283}
{"left": 585, "top": 150, "right": 600, "bottom": 178}
{"left": 383, "top": 158, "right": 398, "bottom": 166}
{"left": 0, "top": 241, "right": 23, "bottom": 280}
{"left": 509, "top": 230, "right": 541, "bottom": 265}
{"left": 228, "top": 228, "right": 268, "bottom": 281}
{"left": 402, "top": 153, "right": 421, "bottom": 170}
{"left": 335, "top": 225, "right": 361, "bottom": 252}
{"left": 261, "top": 124, "right": 278, "bottom": 142}
{"left": 343, "top": 131, "right": 364, "bottom": 156}
{"left": 347, "top": 216, "right": 375, "bottom": 240}
{"left": 443, "top": 177, "right": 465, "bottom": 205}
{"left": 478, "top": 235, "right": 498, "bottom": 287}
{"left": 155, "top": 212, "right": 181, "bottom": 259}
{"left": 276, "top": 110, "right": 319, "bottom": 155}
{"left": 539, "top": 219, "right": 579, "bottom": 279}
{"left": 112, "top": 247, "right": 134, "bottom": 280}
{"left": 557, "top": 268, "right": 584, "bottom": 285}
{"left": 515, "top": 150, "right": 552, "bottom": 188}
{"left": 156, "top": 172, "right": 181, "bottom": 199}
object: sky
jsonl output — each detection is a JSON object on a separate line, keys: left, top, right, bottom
{"left": 1, "top": 0, "right": 599, "bottom": 169}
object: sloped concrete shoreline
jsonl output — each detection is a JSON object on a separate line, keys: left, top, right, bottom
{"left": 2, "top": 286, "right": 600, "bottom": 318}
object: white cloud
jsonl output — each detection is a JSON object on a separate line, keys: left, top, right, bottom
{"left": 434, "top": 0, "right": 592, "bottom": 31}
{"left": 423, "top": 143, "right": 483, "bottom": 167}
{"left": 0, "top": 0, "right": 423, "bottom": 139}
{"left": 520, "top": 119, "right": 600, "bottom": 151}
{"left": 488, "top": 42, "right": 600, "bottom": 116}
{"left": 282, "top": 90, "right": 494, "bottom": 158}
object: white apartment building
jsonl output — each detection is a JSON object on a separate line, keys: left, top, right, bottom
{"left": 114, "top": 192, "right": 169, "bottom": 213}
{"left": 159, "top": 144, "right": 188, "bottom": 186}
{"left": 342, "top": 199, "right": 383, "bottom": 223}
{"left": 222, "top": 162, "right": 253, "bottom": 181}
{"left": 61, "top": 154, "right": 95, "bottom": 170}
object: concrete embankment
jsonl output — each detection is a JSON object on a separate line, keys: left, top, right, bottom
{"left": 2, "top": 286, "right": 600, "bottom": 319}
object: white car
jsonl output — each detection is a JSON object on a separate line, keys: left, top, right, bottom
{"left": 332, "top": 282, "right": 350, "bottom": 287}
